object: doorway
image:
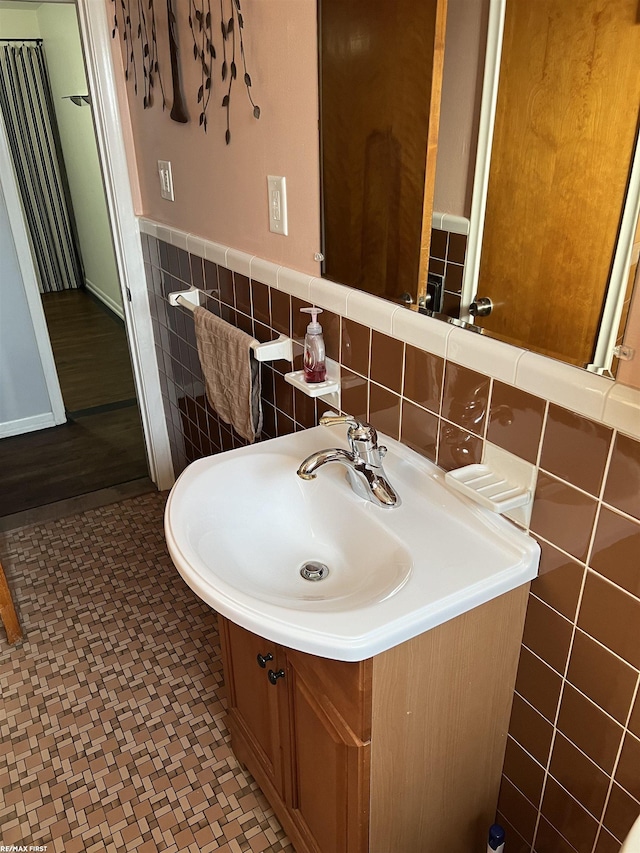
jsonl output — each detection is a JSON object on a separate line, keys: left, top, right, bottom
{"left": 0, "top": 1, "right": 151, "bottom": 521}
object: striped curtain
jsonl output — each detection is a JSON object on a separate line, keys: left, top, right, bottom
{"left": 0, "top": 42, "right": 83, "bottom": 293}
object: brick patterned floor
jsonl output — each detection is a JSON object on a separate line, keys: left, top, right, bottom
{"left": 0, "top": 492, "right": 294, "bottom": 853}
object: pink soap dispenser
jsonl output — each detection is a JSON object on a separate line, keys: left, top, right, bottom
{"left": 300, "top": 307, "right": 327, "bottom": 383}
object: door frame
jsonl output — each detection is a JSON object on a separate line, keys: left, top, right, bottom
{"left": 73, "top": 0, "right": 175, "bottom": 489}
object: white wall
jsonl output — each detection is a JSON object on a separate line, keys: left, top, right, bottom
{"left": 0, "top": 183, "right": 56, "bottom": 435}
{"left": 36, "top": 3, "right": 123, "bottom": 315}
{"left": 0, "top": 3, "right": 123, "bottom": 315}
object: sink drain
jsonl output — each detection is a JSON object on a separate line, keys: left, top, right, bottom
{"left": 300, "top": 561, "right": 329, "bottom": 582}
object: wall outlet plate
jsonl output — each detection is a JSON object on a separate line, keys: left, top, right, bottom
{"left": 267, "top": 175, "right": 288, "bottom": 235}
{"left": 158, "top": 160, "right": 174, "bottom": 201}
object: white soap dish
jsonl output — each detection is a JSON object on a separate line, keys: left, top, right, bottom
{"left": 284, "top": 370, "right": 340, "bottom": 397}
{"left": 444, "top": 464, "right": 531, "bottom": 514}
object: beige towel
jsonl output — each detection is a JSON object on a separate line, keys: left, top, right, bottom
{"left": 193, "top": 307, "right": 262, "bottom": 443}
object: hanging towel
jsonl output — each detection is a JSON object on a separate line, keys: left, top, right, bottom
{"left": 193, "top": 307, "right": 262, "bottom": 443}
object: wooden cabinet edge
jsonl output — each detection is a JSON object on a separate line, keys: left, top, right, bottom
{"left": 369, "top": 583, "right": 530, "bottom": 852}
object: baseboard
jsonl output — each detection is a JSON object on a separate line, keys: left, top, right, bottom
{"left": 0, "top": 411, "right": 61, "bottom": 439}
{"left": 84, "top": 278, "right": 125, "bottom": 320}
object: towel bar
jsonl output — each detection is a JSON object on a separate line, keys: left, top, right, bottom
{"left": 169, "top": 289, "right": 294, "bottom": 362}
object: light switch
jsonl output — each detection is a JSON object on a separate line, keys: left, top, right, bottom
{"left": 158, "top": 160, "right": 174, "bottom": 201}
{"left": 267, "top": 175, "right": 288, "bottom": 236}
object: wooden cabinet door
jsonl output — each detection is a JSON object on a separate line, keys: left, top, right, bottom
{"left": 283, "top": 654, "right": 370, "bottom": 853}
{"left": 219, "top": 618, "right": 285, "bottom": 796}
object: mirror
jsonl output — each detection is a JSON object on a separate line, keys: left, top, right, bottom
{"left": 318, "top": 0, "right": 640, "bottom": 376}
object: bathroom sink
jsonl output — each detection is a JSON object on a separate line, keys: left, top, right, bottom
{"left": 170, "top": 450, "right": 412, "bottom": 611}
{"left": 165, "top": 424, "right": 540, "bottom": 661}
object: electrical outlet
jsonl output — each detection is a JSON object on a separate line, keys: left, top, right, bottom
{"left": 267, "top": 175, "right": 288, "bottom": 235}
{"left": 158, "top": 160, "right": 174, "bottom": 201}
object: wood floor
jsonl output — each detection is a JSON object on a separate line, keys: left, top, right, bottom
{"left": 0, "top": 290, "right": 150, "bottom": 519}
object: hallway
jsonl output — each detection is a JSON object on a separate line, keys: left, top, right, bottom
{"left": 0, "top": 491, "right": 293, "bottom": 853}
{"left": 0, "top": 290, "right": 150, "bottom": 521}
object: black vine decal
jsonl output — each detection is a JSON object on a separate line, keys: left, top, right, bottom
{"left": 188, "top": 0, "right": 215, "bottom": 132}
{"left": 189, "top": 0, "right": 260, "bottom": 143}
{"left": 112, "top": 0, "right": 261, "bottom": 141}
{"left": 111, "top": 0, "right": 166, "bottom": 111}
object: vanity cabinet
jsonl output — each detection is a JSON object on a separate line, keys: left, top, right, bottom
{"left": 218, "top": 582, "right": 529, "bottom": 853}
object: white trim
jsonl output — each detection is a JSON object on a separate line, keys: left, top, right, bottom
{"left": 460, "top": 0, "right": 505, "bottom": 316}
{"left": 76, "top": 0, "right": 174, "bottom": 490}
{"left": 0, "top": 107, "right": 66, "bottom": 428}
{"left": 590, "top": 133, "right": 640, "bottom": 373}
{"left": 431, "top": 212, "right": 470, "bottom": 236}
{"left": 0, "top": 412, "right": 59, "bottom": 439}
{"left": 84, "top": 278, "right": 125, "bottom": 320}
{"left": 141, "top": 217, "right": 640, "bottom": 440}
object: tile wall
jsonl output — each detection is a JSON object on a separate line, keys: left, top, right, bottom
{"left": 142, "top": 232, "right": 640, "bottom": 853}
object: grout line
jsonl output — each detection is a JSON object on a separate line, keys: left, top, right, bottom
{"left": 593, "top": 673, "right": 640, "bottom": 850}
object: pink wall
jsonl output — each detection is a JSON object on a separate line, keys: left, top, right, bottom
{"left": 433, "top": 0, "right": 489, "bottom": 217}
{"left": 113, "top": 0, "right": 322, "bottom": 275}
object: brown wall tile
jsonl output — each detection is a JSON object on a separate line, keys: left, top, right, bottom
{"left": 403, "top": 346, "right": 443, "bottom": 414}
{"left": 502, "top": 737, "right": 545, "bottom": 808}
{"left": 595, "top": 828, "right": 627, "bottom": 853}
{"left": 604, "top": 784, "right": 640, "bottom": 842}
{"left": 340, "top": 369, "right": 367, "bottom": 422}
{"left": 436, "top": 421, "right": 483, "bottom": 471}
{"left": 400, "top": 401, "right": 438, "bottom": 462}
{"left": 549, "top": 733, "right": 611, "bottom": 818}
{"left": 370, "top": 331, "right": 404, "bottom": 393}
{"left": 448, "top": 232, "right": 467, "bottom": 264}
{"left": 369, "top": 383, "right": 400, "bottom": 440}
{"left": 540, "top": 777, "right": 598, "bottom": 852}
{"left": 487, "top": 381, "right": 545, "bottom": 465}
{"left": 270, "top": 290, "right": 291, "bottom": 336}
{"left": 578, "top": 571, "right": 640, "bottom": 669}
{"left": 540, "top": 405, "right": 612, "bottom": 495}
{"left": 515, "top": 647, "right": 562, "bottom": 722}
{"left": 530, "top": 540, "right": 584, "bottom": 621}
{"left": 497, "top": 778, "right": 538, "bottom": 843}
{"left": 530, "top": 473, "right": 597, "bottom": 561}
{"left": 567, "top": 630, "right": 637, "bottom": 725}
{"left": 508, "top": 694, "right": 554, "bottom": 767}
{"left": 604, "top": 433, "right": 640, "bottom": 521}
{"left": 341, "top": 318, "right": 370, "bottom": 376}
{"left": 557, "top": 684, "right": 624, "bottom": 774}
{"left": 251, "top": 281, "right": 270, "bottom": 326}
{"left": 629, "top": 692, "right": 640, "bottom": 740}
{"left": 615, "top": 733, "right": 640, "bottom": 802}
{"left": 234, "top": 274, "right": 251, "bottom": 315}
{"left": 430, "top": 228, "right": 447, "bottom": 259}
{"left": 441, "top": 363, "right": 490, "bottom": 435}
{"left": 534, "top": 817, "right": 579, "bottom": 853}
{"left": 522, "top": 594, "right": 573, "bottom": 675}
{"left": 590, "top": 507, "right": 640, "bottom": 599}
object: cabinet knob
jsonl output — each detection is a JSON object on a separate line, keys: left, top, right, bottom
{"left": 268, "top": 668, "right": 285, "bottom": 685}
{"left": 257, "top": 652, "right": 274, "bottom": 668}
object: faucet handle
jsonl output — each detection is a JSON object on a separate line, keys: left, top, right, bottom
{"left": 319, "top": 413, "right": 360, "bottom": 429}
{"left": 320, "top": 412, "right": 378, "bottom": 449}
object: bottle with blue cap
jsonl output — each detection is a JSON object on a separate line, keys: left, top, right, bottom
{"left": 487, "top": 824, "right": 505, "bottom": 853}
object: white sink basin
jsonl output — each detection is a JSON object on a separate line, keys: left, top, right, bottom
{"left": 165, "top": 424, "right": 539, "bottom": 661}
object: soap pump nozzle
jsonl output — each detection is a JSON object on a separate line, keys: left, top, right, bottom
{"left": 300, "top": 306, "right": 323, "bottom": 333}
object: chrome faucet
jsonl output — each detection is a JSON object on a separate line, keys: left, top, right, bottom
{"left": 297, "top": 414, "right": 400, "bottom": 508}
